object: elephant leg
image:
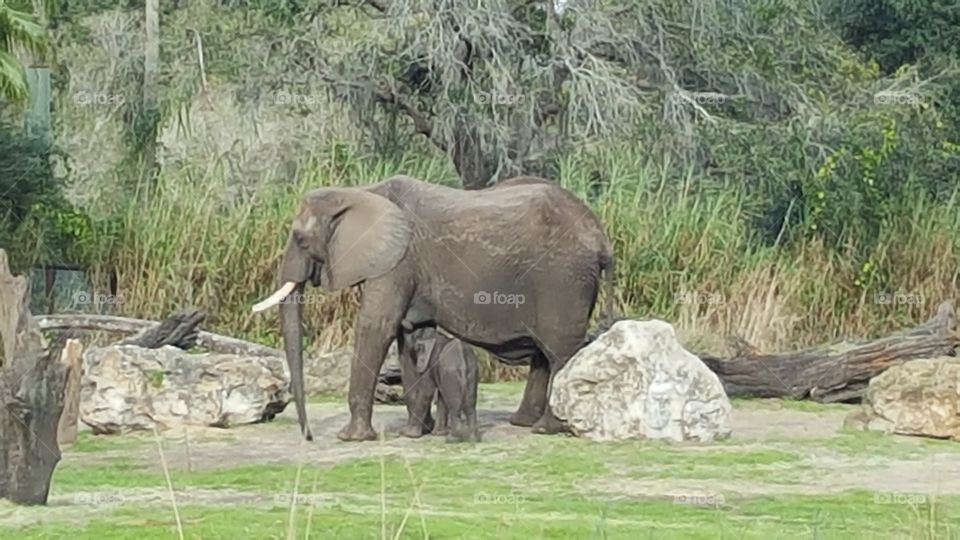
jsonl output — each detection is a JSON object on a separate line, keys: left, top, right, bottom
{"left": 531, "top": 339, "right": 582, "bottom": 435}
{"left": 398, "top": 331, "right": 435, "bottom": 438}
{"left": 509, "top": 354, "right": 549, "bottom": 427}
{"left": 434, "top": 390, "right": 449, "bottom": 435}
{"left": 440, "top": 385, "right": 467, "bottom": 443}
{"left": 338, "top": 279, "right": 410, "bottom": 442}
{"left": 465, "top": 351, "right": 480, "bottom": 442}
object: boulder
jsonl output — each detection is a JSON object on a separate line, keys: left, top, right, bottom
{"left": 550, "top": 319, "right": 732, "bottom": 443}
{"left": 303, "top": 342, "right": 399, "bottom": 397}
{"left": 80, "top": 345, "right": 289, "bottom": 434}
{"left": 846, "top": 357, "right": 960, "bottom": 440}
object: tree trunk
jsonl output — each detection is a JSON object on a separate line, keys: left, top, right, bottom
{"left": 452, "top": 124, "right": 498, "bottom": 190}
{"left": 0, "top": 249, "right": 80, "bottom": 505}
{"left": 697, "top": 301, "right": 959, "bottom": 403}
{"left": 140, "top": 0, "right": 160, "bottom": 192}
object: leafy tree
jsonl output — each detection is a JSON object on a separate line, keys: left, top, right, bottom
{"left": 0, "top": 0, "right": 49, "bottom": 102}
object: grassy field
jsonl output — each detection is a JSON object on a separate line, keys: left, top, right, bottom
{"left": 4, "top": 383, "right": 959, "bottom": 539}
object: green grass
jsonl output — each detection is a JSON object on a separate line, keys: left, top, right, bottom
{"left": 730, "top": 397, "right": 857, "bottom": 413}
{"left": 13, "top": 489, "right": 959, "bottom": 539}
{"left": 65, "top": 432, "right": 152, "bottom": 454}
{"left": 11, "top": 397, "right": 958, "bottom": 539}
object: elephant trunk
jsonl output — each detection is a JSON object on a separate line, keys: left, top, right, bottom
{"left": 279, "top": 282, "right": 313, "bottom": 441}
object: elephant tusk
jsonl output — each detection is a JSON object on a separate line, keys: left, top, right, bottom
{"left": 252, "top": 281, "right": 297, "bottom": 312}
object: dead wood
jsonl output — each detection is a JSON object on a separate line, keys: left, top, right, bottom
{"left": 697, "top": 300, "right": 959, "bottom": 403}
{"left": 0, "top": 249, "right": 80, "bottom": 504}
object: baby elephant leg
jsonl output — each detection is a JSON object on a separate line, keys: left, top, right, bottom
{"left": 398, "top": 331, "right": 435, "bottom": 438}
{"left": 438, "top": 339, "right": 481, "bottom": 443}
{"left": 433, "top": 390, "right": 449, "bottom": 436}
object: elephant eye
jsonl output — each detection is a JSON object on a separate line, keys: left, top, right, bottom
{"left": 293, "top": 231, "right": 308, "bottom": 249}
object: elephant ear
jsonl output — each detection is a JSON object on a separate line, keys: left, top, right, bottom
{"left": 323, "top": 190, "right": 413, "bottom": 291}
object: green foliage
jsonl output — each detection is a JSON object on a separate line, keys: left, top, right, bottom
{"left": 0, "top": 118, "right": 113, "bottom": 271}
{"left": 829, "top": 0, "right": 960, "bottom": 75}
{"left": 0, "top": 0, "right": 50, "bottom": 102}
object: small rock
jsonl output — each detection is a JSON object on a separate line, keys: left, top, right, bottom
{"left": 550, "top": 319, "right": 732, "bottom": 443}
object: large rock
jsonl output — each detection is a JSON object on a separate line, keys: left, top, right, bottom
{"left": 550, "top": 319, "right": 732, "bottom": 442}
{"left": 304, "top": 342, "right": 399, "bottom": 396}
{"left": 846, "top": 357, "right": 960, "bottom": 440}
{"left": 80, "top": 345, "right": 289, "bottom": 434}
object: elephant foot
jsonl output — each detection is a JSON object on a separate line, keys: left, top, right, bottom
{"left": 445, "top": 427, "right": 481, "bottom": 444}
{"left": 531, "top": 413, "right": 567, "bottom": 435}
{"left": 398, "top": 419, "right": 432, "bottom": 438}
{"left": 337, "top": 422, "right": 378, "bottom": 442}
{"left": 433, "top": 427, "right": 449, "bottom": 436}
{"left": 509, "top": 409, "right": 542, "bottom": 428}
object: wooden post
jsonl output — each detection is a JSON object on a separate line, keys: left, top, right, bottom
{"left": 0, "top": 249, "right": 79, "bottom": 505}
{"left": 56, "top": 339, "right": 84, "bottom": 446}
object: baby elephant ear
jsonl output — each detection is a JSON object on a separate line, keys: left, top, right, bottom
{"left": 324, "top": 189, "right": 413, "bottom": 291}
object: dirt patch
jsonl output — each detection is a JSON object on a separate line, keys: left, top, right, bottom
{"left": 58, "top": 392, "right": 960, "bottom": 502}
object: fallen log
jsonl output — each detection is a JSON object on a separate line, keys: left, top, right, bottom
{"left": 0, "top": 250, "right": 83, "bottom": 505}
{"left": 698, "top": 300, "right": 959, "bottom": 403}
{"left": 35, "top": 313, "right": 281, "bottom": 357}
{"left": 35, "top": 312, "right": 403, "bottom": 402}
{"left": 117, "top": 308, "right": 205, "bottom": 349}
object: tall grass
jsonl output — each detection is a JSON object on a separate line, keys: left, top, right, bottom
{"left": 88, "top": 143, "right": 960, "bottom": 380}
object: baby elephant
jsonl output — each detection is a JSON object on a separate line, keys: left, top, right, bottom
{"left": 407, "top": 326, "right": 480, "bottom": 443}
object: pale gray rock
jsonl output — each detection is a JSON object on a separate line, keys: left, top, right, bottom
{"left": 550, "top": 319, "right": 732, "bottom": 443}
{"left": 80, "top": 345, "right": 289, "bottom": 434}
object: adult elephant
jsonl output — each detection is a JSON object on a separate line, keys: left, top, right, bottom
{"left": 253, "top": 175, "right": 615, "bottom": 442}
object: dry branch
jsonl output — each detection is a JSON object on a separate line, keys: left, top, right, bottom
{"left": 698, "top": 301, "right": 959, "bottom": 403}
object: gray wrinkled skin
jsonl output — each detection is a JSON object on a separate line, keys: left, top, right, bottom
{"left": 407, "top": 326, "right": 480, "bottom": 443}
{"left": 273, "top": 175, "right": 615, "bottom": 442}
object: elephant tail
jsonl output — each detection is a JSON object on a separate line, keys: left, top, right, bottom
{"left": 581, "top": 247, "right": 623, "bottom": 350}
{"left": 599, "top": 246, "right": 619, "bottom": 325}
